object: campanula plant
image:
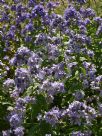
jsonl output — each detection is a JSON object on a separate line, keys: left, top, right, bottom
{"left": 0, "top": 0, "right": 102, "bottom": 135}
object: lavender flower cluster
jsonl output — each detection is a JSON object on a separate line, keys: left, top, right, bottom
{"left": 0, "top": 0, "right": 102, "bottom": 135}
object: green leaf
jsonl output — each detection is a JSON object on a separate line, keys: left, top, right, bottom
{"left": 31, "top": 94, "right": 48, "bottom": 117}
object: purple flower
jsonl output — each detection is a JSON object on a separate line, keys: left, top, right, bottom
{"left": 90, "top": 75, "right": 102, "bottom": 90}
{"left": 22, "top": 13, "right": 31, "bottom": 20}
{"left": 40, "top": 80, "right": 51, "bottom": 91}
{"left": 48, "top": 82, "right": 65, "bottom": 95}
{"left": 25, "top": 36, "right": 32, "bottom": 43}
{"left": 11, "top": 5, "right": 16, "bottom": 11}
{"left": 51, "top": 62, "right": 65, "bottom": 79}
{"left": 86, "top": 8, "right": 95, "bottom": 17}
{"left": 37, "top": 69, "right": 46, "bottom": 80}
{"left": 88, "top": 70, "right": 96, "bottom": 81}
{"left": 42, "top": 14, "right": 51, "bottom": 25}
{"left": 98, "top": 104, "right": 102, "bottom": 114}
{"left": 87, "top": 50, "right": 94, "bottom": 58}
{"left": 24, "top": 96, "right": 36, "bottom": 104}
{"left": 53, "top": 37, "right": 61, "bottom": 45}
{"left": 28, "top": 53, "right": 41, "bottom": 67}
{"left": 9, "top": 57, "right": 17, "bottom": 66}
{"left": 14, "top": 126, "right": 24, "bottom": 136}
{"left": 84, "top": 18, "right": 90, "bottom": 25}
{"left": 15, "top": 68, "right": 31, "bottom": 93}
{"left": 15, "top": 98, "right": 25, "bottom": 110}
{"left": 47, "top": 44, "right": 59, "bottom": 60}
{"left": 82, "top": 79, "right": 89, "bottom": 88}
{"left": 14, "top": 0, "right": 20, "bottom": 4}
{"left": 62, "top": 101, "right": 97, "bottom": 126}
{"left": 1, "top": 13, "right": 9, "bottom": 22}
{"left": 96, "top": 75, "right": 102, "bottom": 82}
{"left": 64, "top": 6, "right": 78, "bottom": 20}
{"left": 79, "top": 25, "right": 87, "bottom": 34}
{"left": 31, "top": 4, "right": 46, "bottom": 18}
{"left": 28, "top": 53, "right": 42, "bottom": 75}
{"left": 83, "top": 61, "right": 91, "bottom": 69}
{"left": 81, "top": 8, "right": 95, "bottom": 18}
{"left": 73, "top": 91, "right": 85, "bottom": 100}
{"left": 3, "top": 55, "right": 9, "bottom": 61}
{"left": 6, "top": 30, "right": 15, "bottom": 40}
{"left": 51, "top": 14, "right": 64, "bottom": 29}
{"left": 67, "top": 62, "right": 77, "bottom": 71}
{"left": 10, "top": 89, "right": 20, "bottom": 99}
{"left": 41, "top": 80, "right": 65, "bottom": 96}
{"left": 16, "top": 46, "right": 30, "bottom": 57}
{"left": 35, "top": 33, "right": 48, "bottom": 46}
{"left": 0, "top": 0, "right": 5, "bottom": 4}
{"left": 28, "top": 0, "right": 36, "bottom": 7}
{"left": 94, "top": 17, "right": 102, "bottom": 24}
{"left": 10, "top": 46, "right": 31, "bottom": 66}
{"left": 96, "top": 24, "right": 102, "bottom": 35}
{"left": 25, "top": 23, "right": 34, "bottom": 31}
{"left": 9, "top": 113, "right": 22, "bottom": 127}
{"left": 71, "top": 131, "right": 92, "bottom": 136}
{"left": 47, "top": 1, "right": 60, "bottom": 10}
{"left": 16, "top": 4, "right": 23, "bottom": 12}
{"left": 44, "top": 107, "right": 60, "bottom": 126}
{"left": 2, "top": 130, "right": 11, "bottom": 136}
{"left": 3, "top": 78, "right": 15, "bottom": 89}
{"left": 4, "top": 4, "right": 10, "bottom": 11}
{"left": 75, "top": 0, "right": 87, "bottom": 4}
{"left": 47, "top": 2, "right": 56, "bottom": 9}
{"left": 21, "top": 28, "right": 27, "bottom": 36}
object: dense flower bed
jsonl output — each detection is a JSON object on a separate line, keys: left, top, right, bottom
{"left": 0, "top": 0, "right": 102, "bottom": 135}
